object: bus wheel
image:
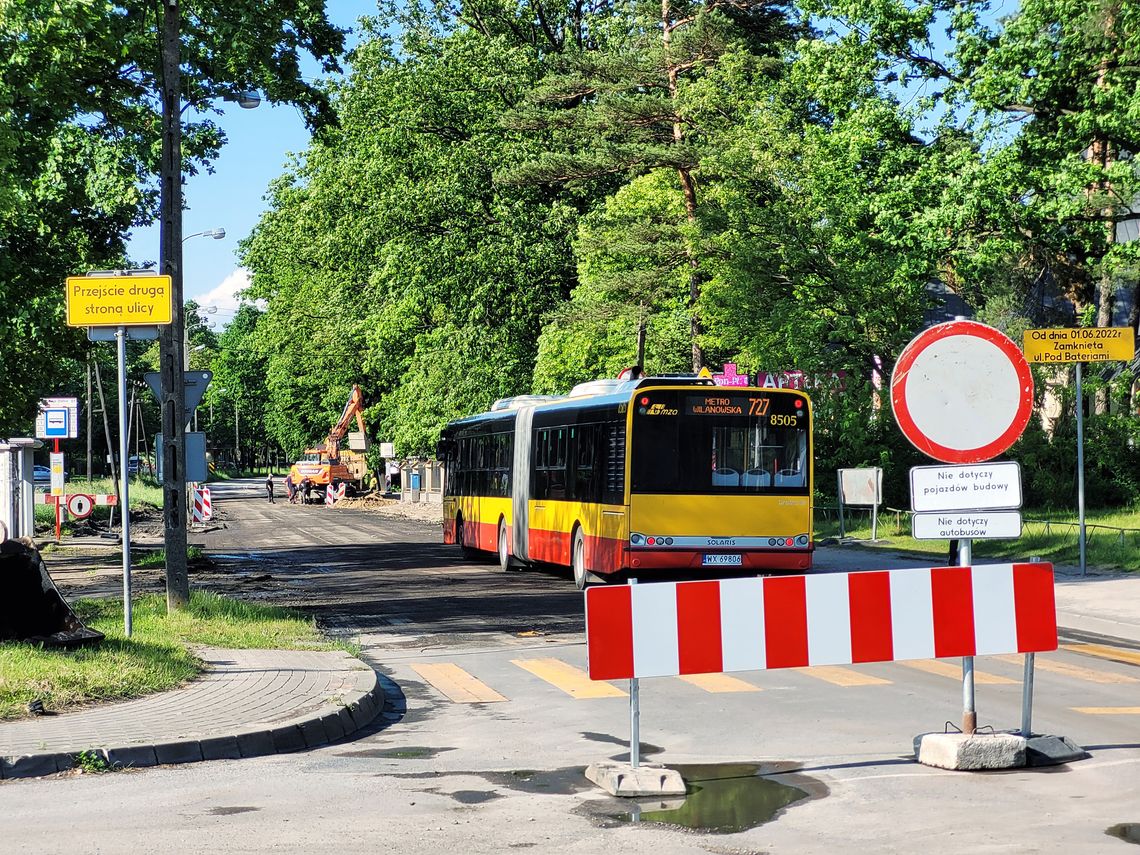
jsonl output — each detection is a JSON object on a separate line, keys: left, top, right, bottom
{"left": 572, "top": 528, "right": 589, "bottom": 590}
{"left": 458, "top": 514, "right": 479, "bottom": 559}
{"left": 497, "top": 519, "right": 515, "bottom": 572}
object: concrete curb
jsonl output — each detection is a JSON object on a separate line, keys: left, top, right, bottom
{"left": 0, "top": 659, "right": 386, "bottom": 781}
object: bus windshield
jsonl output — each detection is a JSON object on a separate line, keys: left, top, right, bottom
{"left": 630, "top": 390, "right": 809, "bottom": 494}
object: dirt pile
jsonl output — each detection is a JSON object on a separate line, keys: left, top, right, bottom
{"left": 334, "top": 494, "right": 444, "bottom": 524}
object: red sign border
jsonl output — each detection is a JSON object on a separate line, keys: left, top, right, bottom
{"left": 891, "top": 320, "right": 1034, "bottom": 464}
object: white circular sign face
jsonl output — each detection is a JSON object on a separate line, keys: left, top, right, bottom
{"left": 891, "top": 321, "right": 1034, "bottom": 464}
{"left": 66, "top": 493, "right": 95, "bottom": 519}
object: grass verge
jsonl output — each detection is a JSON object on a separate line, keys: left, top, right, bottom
{"left": 0, "top": 591, "right": 339, "bottom": 721}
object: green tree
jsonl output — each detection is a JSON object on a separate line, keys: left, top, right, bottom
{"left": 241, "top": 21, "right": 582, "bottom": 455}
{"left": 509, "top": 0, "right": 799, "bottom": 372}
{"left": 0, "top": 0, "right": 346, "bottom": 434}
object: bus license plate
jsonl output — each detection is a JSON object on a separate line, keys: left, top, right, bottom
{"left": 703, "top": 554, "right": 742, "bottom": 566}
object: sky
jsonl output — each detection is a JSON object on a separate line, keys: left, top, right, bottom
{"left": 124, "top": 1, "right": 379, "bottom": 328}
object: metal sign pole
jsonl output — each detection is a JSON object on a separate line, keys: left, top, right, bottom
{"left": 960, "top": 538, "right": 975, "bottom": 734}
{"left": 837, "top": 473, "right": 845, "bottom": 538}
{"left": 628, "top": 577, "right": 640, "bottom": 769}
{"left": 116, "top": 327, "right": 132, "bottom": 637}
{"left": 1021, "top": 556, "right": 1041, "bottom": 737}
{"left": 1075, "top": 362, "right": 1087, "bottom": 576}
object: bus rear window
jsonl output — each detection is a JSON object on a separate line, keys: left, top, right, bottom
{"left": 630, "top": 391, "right": 809, "bottom": 495}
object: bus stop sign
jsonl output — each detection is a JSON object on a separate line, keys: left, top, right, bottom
{"left": 891, "top": 320, "right": 1034, "bottom": 464}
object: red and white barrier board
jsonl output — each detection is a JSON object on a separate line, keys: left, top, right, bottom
{"left": 325, "top": 483, "right": 346, "bottom": 505}
{"left": 38, "top": 493, "right": 117, "bottom": 506}
{"left": 191, "top": 486, "right": 213, "bottom": 522}
{"left": 585, "top": 563, "right": 1056, "bottom": 681}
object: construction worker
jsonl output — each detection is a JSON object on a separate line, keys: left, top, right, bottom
{"left": 265, "top": 472, "right": 275, "bottom": 504}
{"left": 302, "top": 477, "right": 313, "bottom": 505}
{"left": 285, "top": 473, "right": 296, "bottom": 504}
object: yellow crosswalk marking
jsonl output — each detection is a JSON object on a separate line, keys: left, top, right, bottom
{"left": 1072, "top": 707, "right": 1140, "bottom": 715}
{"left": 511, "top": 658, "right": 627, "bottom": 699}
{"left": 410, "top": 663, "right": 506, "bottom": 703}
{"left": 994, "top": 654, "right": 1138, "bottom": 684}
{"left": 678, "top": 673, "right": 761, "bottom": 693}
{"left": 796, "top": 665, "right": 892, "bottom": 687}
{"left": 899, "top": 660, "right": 1017, "bottom": 684}
{"left": 1062, "top": 643, "right": 1140, "bottom": 668}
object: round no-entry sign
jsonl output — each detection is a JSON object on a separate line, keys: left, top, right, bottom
{"left": 65, "top": 493, "right": 95, "bottom": 519}
{"left": 891, "top": 320, "right": 1034, "bottom": 464}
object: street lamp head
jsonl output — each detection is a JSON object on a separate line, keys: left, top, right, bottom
{"left": 223, "top": 91, "right": 261, "bottom": 110}
{"left": 183, "top": 228, "right": 226, "bottom": 243}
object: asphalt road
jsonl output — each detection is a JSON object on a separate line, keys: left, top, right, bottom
{"left": 4, "top": 479, "right": 1140, "bottom": 854}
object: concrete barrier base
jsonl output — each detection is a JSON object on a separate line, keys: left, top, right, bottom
{"left": 584, "top": 761, "right": 687, "bottom": 797}
{"left": 914, "top": 732, "right": 1027, "bottom": 770}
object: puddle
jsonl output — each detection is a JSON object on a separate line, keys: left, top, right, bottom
{"left": 1107, "top": 824, "right": 1140, "bottom": 845}
{"left": 479, "top": 768, "right": 593, "bottom": 796}
{"left": 450, "top": 790, "right": 503, "bottom": 805}
{"left": 207, "top": 806, "right": 261, "bottom": 816}
{"left": 586, "top": 763, "right": 812, "bottom": 834}
{"left": 336, "top": 746, "right": 453, "bottom": 760}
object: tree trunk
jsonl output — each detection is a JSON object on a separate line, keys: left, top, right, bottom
{"left": 1091, "top": 3, "right": 1118, "bottom": 415}
{"left": 663, "top": 0, "right": 703, "bottom": 371}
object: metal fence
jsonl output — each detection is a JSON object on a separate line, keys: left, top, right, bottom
{"left": 817, "top": 504, "right": 1140, "bottom": 549}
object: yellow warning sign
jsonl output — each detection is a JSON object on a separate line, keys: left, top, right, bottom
{"left": 65, "top": 275, "right": 173, "bottom": 327}
{"left": 1023, "top": 328, "right": 1135, "bottom": 364}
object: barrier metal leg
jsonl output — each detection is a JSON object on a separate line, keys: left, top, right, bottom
{"left": 1021, "top": 556, "right": 1040, "bottom": 737}
{"left": 1021, "top": 653, "right": 1035, "bottom": 737}
{"left": 630, "top": 677, "right": 640, "bottom": 769}
{"left": 960, "top": 538, "right": 975, "bottom": 734}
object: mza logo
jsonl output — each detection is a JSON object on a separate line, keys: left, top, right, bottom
{"left": 644, "top": 403, "right": 679, "bottom": 416}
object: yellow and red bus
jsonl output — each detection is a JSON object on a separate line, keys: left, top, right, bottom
{"left": 440, "top": 376, "right": 813, "bottom": 588}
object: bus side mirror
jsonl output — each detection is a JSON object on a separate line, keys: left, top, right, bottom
{"left": 436, "top": 439, "right": 453, "bottom": 460}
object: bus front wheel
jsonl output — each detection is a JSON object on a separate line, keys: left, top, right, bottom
{"left": 572, "top": 528, "right": 589, "bottom": 591}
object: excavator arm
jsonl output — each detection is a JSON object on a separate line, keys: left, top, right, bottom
{"left": 324, "top": 385, "right": 365, "bottom": 460}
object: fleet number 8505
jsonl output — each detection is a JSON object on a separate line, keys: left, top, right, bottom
{"left": 769, "top": 414, "right": 798, "bottom": 426}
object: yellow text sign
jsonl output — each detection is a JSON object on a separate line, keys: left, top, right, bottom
{"left": 65, "top": 275, "right": 173, "bottom": 327}
{"left": 1023, "top": 327, "right": 1135, "bottom": 364}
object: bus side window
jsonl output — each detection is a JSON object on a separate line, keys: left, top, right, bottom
{"left": 572, "top": 424, "right": 598, "bottom": 502}
{"left": 549, "top": 428, "right": 567, "bottom": 499}
{"left": 533, "top": 429, "right": 549, "bottom": 500}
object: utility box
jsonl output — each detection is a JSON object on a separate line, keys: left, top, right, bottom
{"left": 0, "top": 439, "right": 42, "bottom": 540}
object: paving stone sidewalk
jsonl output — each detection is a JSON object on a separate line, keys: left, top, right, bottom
{"left": 0, "top": 648, "right": 384, "bottom": 780}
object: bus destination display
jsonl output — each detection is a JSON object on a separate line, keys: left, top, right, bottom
{"left": 688, "top": 393, "right": 787, "bottom": 416}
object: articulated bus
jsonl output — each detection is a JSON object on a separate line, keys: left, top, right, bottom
{"left": 439, "top": 376, "right": 813, "bottom": 588}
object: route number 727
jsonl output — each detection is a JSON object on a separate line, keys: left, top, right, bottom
{"left": 748, "top": 397, "right": 770, "bottom": 416}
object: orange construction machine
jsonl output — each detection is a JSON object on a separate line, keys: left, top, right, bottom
{"left": 288, "top": 385, "right": 370, "bottom": 497}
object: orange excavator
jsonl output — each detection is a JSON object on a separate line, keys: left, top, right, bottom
{"left": 288, "top": 385, "right": 369, "bottom": 498}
